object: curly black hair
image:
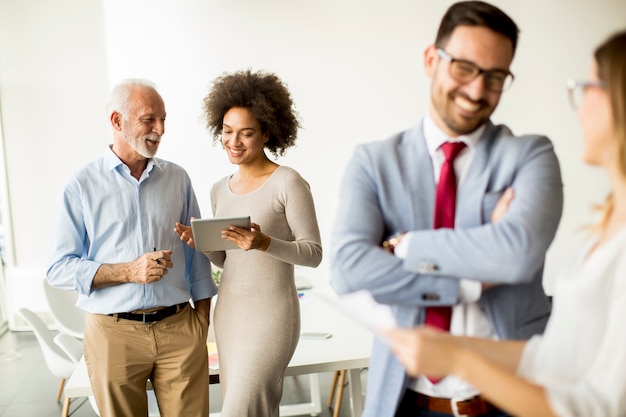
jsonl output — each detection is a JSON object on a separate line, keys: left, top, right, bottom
{"left": 203, "top": 69, "right": 301, "bottom": 157}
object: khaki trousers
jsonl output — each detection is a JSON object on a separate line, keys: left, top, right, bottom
{"left": 84, "top": 304, "right": 209, "bottom": 417}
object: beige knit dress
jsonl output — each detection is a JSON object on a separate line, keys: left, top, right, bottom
{"left": 207, "top": 166, "right": 322, "bottom": 417}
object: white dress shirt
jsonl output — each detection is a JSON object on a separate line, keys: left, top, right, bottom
{"left": 395, "top": 114, "right": 498, "bottom": 398}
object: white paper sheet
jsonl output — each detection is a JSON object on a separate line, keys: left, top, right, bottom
{"left": 311, "top": 289, "right": 397, "bottom": 335}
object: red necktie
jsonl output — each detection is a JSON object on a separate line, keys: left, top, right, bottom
{"left": 425, "top": 141, "right": 466, "bottom": 331}
{"left": 423, "top": 141, "right": 466, "bottom": 384}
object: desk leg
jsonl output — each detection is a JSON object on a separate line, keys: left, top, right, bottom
{"left": 308, "top": 373, "right": 322, "bottom": 413}
{"left": 278, "top": 373, "right": 322, "bottom": 416}
{"left": 346, "top": 368, "right": 364, "bottom": 417}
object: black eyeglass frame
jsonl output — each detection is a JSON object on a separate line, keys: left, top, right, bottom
{"left": 565, "top": 78, "right": 605, "bottom": 110}
{"left": 436, "top": 48, "right": 515, "bottom": 93}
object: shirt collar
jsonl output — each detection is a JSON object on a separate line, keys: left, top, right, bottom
{"left": 104, "top": 145, "right": 160, "bottom": 174}
{"left": 423, "top": 113, "right": 486, "bottom": 156}
{"left": 104, "top": 145, "right": 124, "bottom": 171}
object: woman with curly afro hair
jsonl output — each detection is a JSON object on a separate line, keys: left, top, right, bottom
{"left": 175, "top": 69, "right": 322, "bottom": 417}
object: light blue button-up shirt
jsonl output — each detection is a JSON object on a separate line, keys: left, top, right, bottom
{"left": 47, "top": 146, "right": 216, "bottom": 314}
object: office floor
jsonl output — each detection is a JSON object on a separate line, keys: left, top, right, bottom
{"left": 0, "top": 329, "right": 367, "bottom": 417}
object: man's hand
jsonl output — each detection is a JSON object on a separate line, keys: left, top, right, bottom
{"left": 194, "top": 298, "right": 211, "bottom": 321}
{"left": 482, "top": 188, "right": 515, "bottom": 291}
{"left": 491, "top": 187, "right": 514, "bottom": 223}
{"left": 127, "top": 250, "right": 173, "bottom": 284}
{"left": 194, "top": 298, "right": 212, "bottom": 340}
{"left": 92, "top": 249, "right": 173, "bottom": 289}
{"left": 382, "top": 232, "right": 407, "bottom": 254}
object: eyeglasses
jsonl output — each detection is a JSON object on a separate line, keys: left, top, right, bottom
{"left": 436, "top": 48, "right": 514, "bottom": 93}
{"left": 565, "top": 79, "right": 605, "bottom": 110}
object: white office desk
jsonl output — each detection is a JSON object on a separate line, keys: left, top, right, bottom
{"left": 64, "top": 284, "right": 372, "bottom": 417}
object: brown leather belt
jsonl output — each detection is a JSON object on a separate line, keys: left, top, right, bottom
{"left": 407, "top": 390, "right": 496, "bottom": 416}
{"left": 110, "top": 302, "right": 188, "bottom": 324}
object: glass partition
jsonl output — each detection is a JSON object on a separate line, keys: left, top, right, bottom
{"left": 0, "top": 93, "right": 10, "bottom": 336}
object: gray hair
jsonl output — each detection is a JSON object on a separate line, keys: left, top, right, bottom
{"left": 106, "top": 78, "right": 158, "bottom": 118}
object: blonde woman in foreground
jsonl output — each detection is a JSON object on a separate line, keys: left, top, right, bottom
{"left": 384, "top": 29, "right": 626, "bottom": 417}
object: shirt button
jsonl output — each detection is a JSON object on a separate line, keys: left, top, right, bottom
{"left": 421, "top": 293, "right": 441, "bottom": 301}
{"left": 418, "top": 261, "right": 438, "bottom": 273}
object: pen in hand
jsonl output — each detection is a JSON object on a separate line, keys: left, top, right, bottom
{"left": 154, "top": 247, "right": 162, "bottom": 265}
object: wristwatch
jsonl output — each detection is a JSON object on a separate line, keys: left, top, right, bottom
{"left": 382, "top": 232, "right": 406, "bottom": 254}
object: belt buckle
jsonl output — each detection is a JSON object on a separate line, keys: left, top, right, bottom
{"left": 450, "top": 396, "right": 470, "bottom": 417}
{"left": 142, "top": 311, "right": 158, "bottom": 324}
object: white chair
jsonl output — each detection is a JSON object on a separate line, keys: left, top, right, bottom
{"left": 17, "top": 308, "right": 77, "bottom": 417}
{"left": 43, "top": 279, "right": 86, "bottom": 339}
{"left": 55, "top": 326, "right": 161, "bottom": 417}
{"left": 53, "top": 333, "right": 83, "bottom": 364}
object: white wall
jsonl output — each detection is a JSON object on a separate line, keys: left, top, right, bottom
{"left": 0, "top": 0, "right": 109, "bottom": 325}
{"left": 0, "top": 0, "right": 625, "bottom": 320}
{"left": 0, "top": 0, "right": 109, "bottom": 265}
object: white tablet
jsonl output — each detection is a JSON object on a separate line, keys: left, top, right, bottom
{"left": 190, "top": 216, "right": 251, "bottom": 252}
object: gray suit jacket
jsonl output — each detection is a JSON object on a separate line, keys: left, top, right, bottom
{"left": 330, "top": 120, "right": 563, "bottom": 417}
